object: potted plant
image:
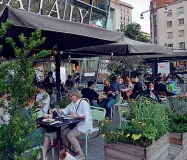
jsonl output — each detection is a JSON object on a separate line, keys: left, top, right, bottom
{"left": 101, "top": 98, "right": 169, "bottom": 160}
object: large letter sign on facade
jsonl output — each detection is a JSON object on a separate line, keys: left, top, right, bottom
{"left": 6, "top": 0, "right": 25, "bottom": 10}
{"left": 78, "top": 8, "right": 89, "bottom": 23}
{"left": 68, "top": 5, "right": 74, "bottom": 21}
{"left": 48, "top": 0, "right": 60, "bottom": 19}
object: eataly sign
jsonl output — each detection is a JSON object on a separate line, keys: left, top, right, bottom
{"left": 0, "top": 0, "right": 89, "bottom": 23}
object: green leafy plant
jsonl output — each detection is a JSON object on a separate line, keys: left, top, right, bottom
{"left": 167, "top": 97, "right": 187, "bottom": 133}
{"left": 0, "top": 20, "right": 50, "bottom": 160}
{"left": 57, "top": 96, "right": 71, "bottom": 109}
{"left": 101, "top": 97, "right": 169, "bottom": 148}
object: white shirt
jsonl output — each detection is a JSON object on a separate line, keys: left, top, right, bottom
{"left": 36, "top": 92, "right": 50, "bottom": 114}
{"left": 62, "top": 99, "right": 93, "bottom": 133}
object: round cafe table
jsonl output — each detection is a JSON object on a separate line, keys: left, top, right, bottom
{"left": 37, "top": 116, "right": 83, "bottom": 160}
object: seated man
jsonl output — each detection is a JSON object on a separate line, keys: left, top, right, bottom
{"left": 111, "top": 76, "right": 120, "bottom": 92}
{"left": 154, "top": 76, "right": 168, "bottom": 96}
{"left": 81, "top": 81, "right": 99, "bottom": 106}
{"left": 166, "top": 76, "right": 177, "bottom": 96}
{"left": 103, "top": 80, "right": 118, "bottom": 118}
{"left": 36, "top": 83, "right": 50, "bottom": 114}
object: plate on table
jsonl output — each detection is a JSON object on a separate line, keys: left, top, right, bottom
{"left": 64, "top": 116, "right": 75, "bottom": 119}
{"left": 42, "top": 118, "right": 55, "bottom": 123}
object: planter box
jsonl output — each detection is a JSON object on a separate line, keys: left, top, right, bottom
{"left": 169, "top": 132, "right": 187, "bottom": 160}
{"left": 169, "top": 132, "right": 187, "bottom": 146}
{"left": 105, "top": 133, "right": 169, "bottom": 160}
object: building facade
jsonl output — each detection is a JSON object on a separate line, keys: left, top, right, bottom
{"left": 1, "top": 0, "right": 111, "bottom": 28}
{"left": 150, "top": 0, "right": 187, "bottom": 49}
{"left": 107, "top": 0, "right": 133, "bottom": 31}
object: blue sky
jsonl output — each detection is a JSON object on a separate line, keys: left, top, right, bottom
{"left": 123, "top": 0, "right": 151, "bottom": 33}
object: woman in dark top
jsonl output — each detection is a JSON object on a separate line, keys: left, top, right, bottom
{"left": 130, "top": 82, "right": 145, "bottom": 99}
{"left": 22, "top": 96, "right": 48, "bottom": 159}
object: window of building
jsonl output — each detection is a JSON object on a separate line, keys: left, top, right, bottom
{"left": 120, "top": 13, "right": 122, "bottom": 20}
{"left": 153, "top": 15, "right": 156, "bottom": 21}
{"left": 178, "top": 18, "right": 184, "bottom": 25}
{"left": 168, "top": 44, "right": 173, "bottom": 47}
{"left": 179, "top": 30, "right": 185, "bottom": 37}
{"left": 177, "top": 7, "right": 184, "bottom": 14}
{"left": 167, "top": 10, "right": 172, "bottom": 16}
{"left": 167, "top": 32, "right": 173, "bottom": 39}
{"left": 123, "top": 14, "right": 125, "bottom": 21}
{"left": 179, "top": 42, "right": 185, "bottom": 49}
{"left": 154, "top": 25, "right": 157, "bottom": 30}
{"left": 167, "top": 21, "right": 172, "bottom": 27}
{"left": 127, "top": 15, "right": 129, "bottom": 22}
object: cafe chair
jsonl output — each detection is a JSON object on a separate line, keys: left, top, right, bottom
{"left": 46, "top": 132, "right": 55, "bottom": 158}
{"left": 81, "top": 98, "right": 90, "bottom": 105}
{"left": 84, "top": 106, "right": 106, "bottom": 157}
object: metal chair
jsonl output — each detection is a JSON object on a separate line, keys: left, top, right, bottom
{"left": 84, "top": 106, "right": 106, "bottom": 157}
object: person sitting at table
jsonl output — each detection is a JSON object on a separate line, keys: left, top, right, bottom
{"left": 22, "top": 96, "right": 49, "bottom": 159}
{"left": 166, "top": 76, "right": 177, "bottom": 96}
{"left": 103, "top": 80, "right": 118, "bottom": 118}
{"left": 111, "top": 76, "right": 121, "bottom": 92}
{"left": 81, "top": 81, "right": 100, "bottom": 107}
{"left": 146, "top": 82, "right": 161, "bottom": 102}
{"left": 121, "top": 76, "right": 133, "bottom": 100}
{"left": 50, "top": 89, "right": 92, "bottom": 160}
{"left": 154, "top": 76, "right": 168, "bottom": 96}
{"left": 36, "top": 82, "right": 50, "bottom": 114}
{"left": 130, "top": 81, "right": 146, "bottom": 99}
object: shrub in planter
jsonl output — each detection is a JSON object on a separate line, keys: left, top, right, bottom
{"left": 167, "top": 97, "right": 187, "bottom": 147}
{"left": 101, "top": 97, "right": 169, "bottom": 160}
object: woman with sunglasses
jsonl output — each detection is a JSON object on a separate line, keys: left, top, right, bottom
{"left": 50, "top": 89, "right": 92, "bottom": 160}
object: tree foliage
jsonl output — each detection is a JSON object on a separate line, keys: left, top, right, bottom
{"left": 0, "top": 21, "right": 50, "bottom": 159}
{"left": 124, "top": 22, "right": 149, "bottom": 43}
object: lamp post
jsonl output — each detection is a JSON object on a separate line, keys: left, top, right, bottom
{"left": 140, "top": 4, "right": 168, "bottom": 19}
{"left": 140, "top": 4, "right": 169, "bottom": 78}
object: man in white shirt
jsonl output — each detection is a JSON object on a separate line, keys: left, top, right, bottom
{"left": 36, "top": 83, "right": 50, "bottom": 114}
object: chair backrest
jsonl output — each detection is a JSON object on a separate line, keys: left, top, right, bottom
{"left": 35, "top": 110, "right": 44, "bottom": 118}
{"left": 81, "top": 98, "right": 90, "bottom": 105}
{"left": 90, "top": 106, "right": 106, "bottom": 122}
{"left": 176, "top": 87, "right": 181, "bottom": 94}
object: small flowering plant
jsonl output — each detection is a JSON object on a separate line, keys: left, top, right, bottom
{"left": 101, "top": 97, "right": 169, "bottom": 148}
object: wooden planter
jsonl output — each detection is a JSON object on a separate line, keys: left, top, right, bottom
{"left": 105, "top": 133, "right": 168, "bottom": 160}
{"left": 169, "top": 132, "right": 187, "bottom": 160}
{"left": 169, "top": 132, "right": 187, "bottom": 146}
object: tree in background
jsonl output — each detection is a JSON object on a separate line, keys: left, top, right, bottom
{"left": 124, "top": 22, "right": 149, "bottom": 43}
{"left": 99, "top": 56, "right": 147, "bottom": 79}
{"left": 0, "top": 20, "right": 50, "bottom": 159}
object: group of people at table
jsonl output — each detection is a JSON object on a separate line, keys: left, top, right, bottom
{"left": 1, "top": 73, "right": 179, "bottom": 159}
{"left": 2, "top": 83, "right": 91, "bottom": 160}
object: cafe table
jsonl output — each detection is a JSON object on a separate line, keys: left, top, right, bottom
{"left": 37, "top": 116, "right": 83, "bottom": 160}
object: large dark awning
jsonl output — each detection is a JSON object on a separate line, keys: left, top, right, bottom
{"left": 68, "top": 37, "right": 173, "bottom": 56}
{"left": 0, "top": 6, "right": 124, "bottom": 57}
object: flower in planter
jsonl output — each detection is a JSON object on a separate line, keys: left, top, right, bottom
{"left": 126, "top": 133, "right": 130, "bottom": 137}
{"left": 132, "top": 134, "right": 142, "bottom": 140}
